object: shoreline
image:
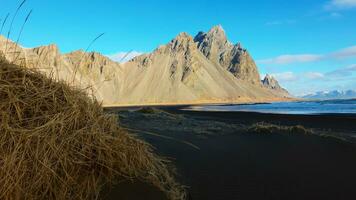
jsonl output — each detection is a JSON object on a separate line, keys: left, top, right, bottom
{"left": 102, "top": 97, "right": 298, "bottom": 108}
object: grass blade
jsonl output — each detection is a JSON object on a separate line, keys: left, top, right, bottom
{"left": 71, "top": 33, "right": 105, "bottom": 84}
{"left": 0, "top": 13, "right": 10, "bottom": 36}
{"left": 5, "top": 0, "right": 27, "bottom": 53}
{"left": 13, "top": 9, "right": 33, "bottom": 63}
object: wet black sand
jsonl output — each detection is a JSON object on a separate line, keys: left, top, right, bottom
{"left": 105, "top": 107, "right": 356, "bottom": 200}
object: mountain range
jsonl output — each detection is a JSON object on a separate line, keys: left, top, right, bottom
{"left": 0, "top": 25, "right": 291, "bottom": 106}
{"left": 302, "top": 90, "right": 356, "bottom": 100}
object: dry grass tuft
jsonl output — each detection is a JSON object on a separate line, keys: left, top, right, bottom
{"left": 247, "top": 122, "right": 312, "bottom": 135}
{"left": 0, "top": 60, "right": 185, "bottom": 200}
{"left": 137, "top": 107, "right": 161, "bottom": 114}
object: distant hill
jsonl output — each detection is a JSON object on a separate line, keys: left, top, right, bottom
{"left": 0, "top": 25, "right": 291, "bottom": 106}
{"left": 302, "top": 90, "right": 356, "bottom": 100}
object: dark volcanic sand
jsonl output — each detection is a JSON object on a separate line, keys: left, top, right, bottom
{"left": 105, "top": 108, "right": 356, "bottom": 200}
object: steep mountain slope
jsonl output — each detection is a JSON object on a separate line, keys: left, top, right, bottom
{"left": 0, "top": 25, "right": 291, "bottom": 106}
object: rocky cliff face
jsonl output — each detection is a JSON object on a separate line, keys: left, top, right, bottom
{"left": 0, "top": 25, "right": 291, "bottom": 105}
{"left": 262, "top": 74, "right": 280, "bottom": 89}
{"left": 194, "top": 25, "right": 232, "bottom": 61}
{"left": 262, "top": 74, "right": 290, "bottom": 97}
{"left": 194, "top": 25, "right": 261, "bottom": 85}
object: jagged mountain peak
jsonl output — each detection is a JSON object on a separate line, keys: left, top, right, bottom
{"left": 174, "top": 32, "right": 192, "bottom": 40}
{"left": 194, "top": 29, "right": 229, "bottom": 61}
{"left": 194, "top": 25, "right": 231, "bottom": 51}
{"left": 66, "top": 50, "right": 108, "bottom": 60}
{"left": 32, "top": 44, "right": 60, "bottom": 55}
{"left": 41, "top": 43, "right": 59, "bottom": 50}
{"left": 65, "top": 50, "right": 119, "bottom": 67}
{"left": 193, "top": 25, "right": 261, "bottom": 84}
{"left": 210, "top": 24, "right": 224, "bottom": 32}
{"left": 207, "top": 25, "right": 228, "bottom": 40}
{"left": 262, "top": 74, "right": 279, "bottom": 88}
{"left": 264, "top": 74, "right": 272, "bottom": 80}
{"left": 129, "top": 32, "right": 200, "bottom": 72}
{"left": 168, "top": 32, "right": 197, "bottom": 53}
{"left": 170, "top": 32, "right": 194, "bottom": 45}
{"left": 262, "top": 74, "right": 290, "bottom": 97}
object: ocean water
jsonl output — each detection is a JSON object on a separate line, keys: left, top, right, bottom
{"left": 186, "top": 99, "right": 356, "bottom": 115}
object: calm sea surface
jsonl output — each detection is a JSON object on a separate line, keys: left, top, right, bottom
{"left": 186, "top": 99, "right": 356, "bottom": 115}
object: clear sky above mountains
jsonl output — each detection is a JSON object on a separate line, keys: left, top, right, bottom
{"left": 1, "top": 0, "right": 355, "bottom": 95}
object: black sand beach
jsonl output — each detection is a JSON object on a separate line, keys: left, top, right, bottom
{"left": 105, "top": 107, "right": 356, "bottom": 200}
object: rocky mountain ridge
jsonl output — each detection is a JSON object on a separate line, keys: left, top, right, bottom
{"left": 0, "top": 26, "right": 291, "bottom": 106}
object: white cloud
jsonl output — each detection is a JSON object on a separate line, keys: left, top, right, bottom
{"left": 258, "top": 54, "right": 322, "bottom": 65}
{"left": 257, "top": 45, "right": 356, "bottom": 65}
{"left": 271, "top": 72, "right": 299, "bottom": 82}
{"left": 326, "top": 64, "right": 356, "bottom": 77}
{"left": 268, "top": 64, "right": 355, "bottom": 83}
{"left": 269, "top": 65, "right": 356, "bottom": 96}
{"left": 287, "top": 64, "right": 356, "bottom": 82}
{"left": 107, "top": 51, "right": 143, "bottom": 63}
{"left": 347, "top": 64, "right": 356, "bottom": 70}
{"left": 304, "top": 72, "right": 325, "bottom": 80}
{"left": 270, "top": 71, "right": 328, "bottom": 83}
{"left": 329, "top": 12, "right": 343, "bottom": 18}
{"left": 265, "top": 19, "right": 296, "bottom": 26}
{"left": 326, "top": 0, "right": 356, "bottom": 9}
{"left": 330, "top": 46, "right": 356, "bottom": 58}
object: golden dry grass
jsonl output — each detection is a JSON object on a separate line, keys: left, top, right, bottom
{"left": 0, "top": 60, "right": 185, "bottom": 200}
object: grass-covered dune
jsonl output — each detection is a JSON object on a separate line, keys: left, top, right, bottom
{"left": 0, "top": 60, "right": 185, "bottom": 200}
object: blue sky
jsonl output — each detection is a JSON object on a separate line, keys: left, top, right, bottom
{"left": 1, "top": 0, "right": 355, "bottom": 95}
